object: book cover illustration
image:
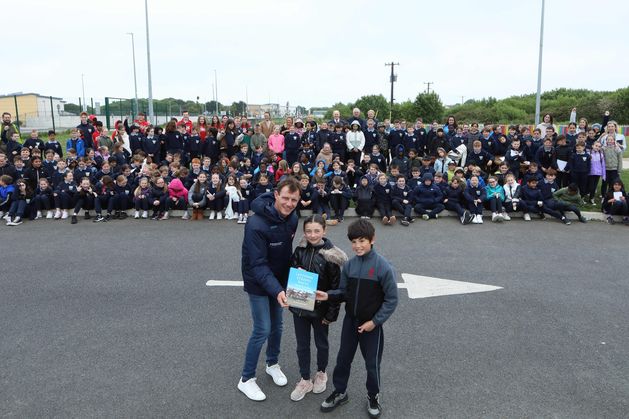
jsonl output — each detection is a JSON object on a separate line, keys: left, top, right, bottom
{"left": 286, "top": 267, "right": 319, "bottom": 311}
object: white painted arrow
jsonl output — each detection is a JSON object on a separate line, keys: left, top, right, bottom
{"left": 399, "top": 273, "right": 502, "bottom": 299}
{"left": 206, "top": 275, "right": 503, "bottom": 300}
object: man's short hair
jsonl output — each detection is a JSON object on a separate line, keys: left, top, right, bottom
{"left": 276, "top": 177, "right": 300, "bottom": 194}
{"left": 347, "top": 219, "right": 375, "bottom": 241}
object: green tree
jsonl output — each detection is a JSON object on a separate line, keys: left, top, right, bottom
{"left": 413, "top": 92, "right": 445, "bottom": 122}
{"left": 354, "top": 94, "right": 390, "bottom": 121}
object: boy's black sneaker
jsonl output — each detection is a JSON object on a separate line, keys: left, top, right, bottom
{"left": 607, "top": 216, "right": 615, "bottom": 225}
{"left": 84, "top": 211, "right": 91, "bottom": 220}
{"left": 367, "top": 394, "right": 381, "bottom": 418}
{"left": 561, "top": 217, "right": 571, "bottom": 225}
{"left": 578, "top": 216, "right": 587, "bottom": 223}
{"left": 463, "top": 210, "right": 474, "bottom": 225}
{"left": 151, "top": 212, "right": 159, "bottom": 220}
{"left": 400, "top": 218, "right": 409, "bottom": 226}
{"left": 104, "top": 213, "right": 111, "bottom": 221}
{"left": 93, "top": 214, "right": 105, "bottom": 223}
{"left": 320, "top": 391, "right": 348, "bottom": 412}
{"left": 120, "top": 212, "right": 128, "bottom": 219}
{"left": 408, "top": 216, "right": 414, "bottom": 223}
{"left": 112, "top": 212, "right": 120, "bottom": 220}
{"left": 71, "top": 215, "right": 78, "bottom": 224}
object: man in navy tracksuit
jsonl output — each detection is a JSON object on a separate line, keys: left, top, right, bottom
{"left": 238, "top": 178, "right": 300, "bottom": 402}
{"left": 317, "top": 219, "right": 398, "bottom": 418}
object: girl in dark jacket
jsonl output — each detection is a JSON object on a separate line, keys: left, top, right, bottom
{"left": 289, "top": 215, "right": 347, "bottom": 402}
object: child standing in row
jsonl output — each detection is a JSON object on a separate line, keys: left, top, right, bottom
{"left": 289, "top": 215, "right": 347, "bottom": 402}
{"left": 316, "top": 219, "right": 398, "bottom": 419}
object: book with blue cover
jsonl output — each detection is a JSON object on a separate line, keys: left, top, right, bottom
{"left": 286, "top": 267, "right": 319, "bottom": 311}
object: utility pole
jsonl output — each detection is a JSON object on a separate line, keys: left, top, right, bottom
{"left": 461, "top": 96, "right": 465, "bottom": 105}
{"left": 81, "top": 74, "right": 87, "bottom": 112}
{"left": 214, "top": 69, "right": 218, "bottom": 115}
{"left": 126, "top": 32, "right": 139, "bottom": 117}
{"left": 534, "top": 0, "right": 545, "bottom": 126}
{"left": 144, "top": 0, "right": 154, "bottom": 123}
{"left": 384, "top": 62, "right": 399, "bottom": 119}
{"left": 424, "top": 82, "right": 433, "bottom": 94}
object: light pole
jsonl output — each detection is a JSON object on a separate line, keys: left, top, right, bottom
{"left": 534, "top": 0, "right": 545, "bottom": 126}
{"left": 144, "top": 0, "right": 154, "bottom": 123}
{"left": 214, "top": 69, "right": 218, "bottom": 115}
{"left": 126, "top": 32, "right": 139, "bottom": 118}
{"left": 81, "top": 74, "right": 87, "bottom": 112}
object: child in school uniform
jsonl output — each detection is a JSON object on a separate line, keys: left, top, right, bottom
{"left": 391, "top": 175, "right": 414, "bottom": 226}
{"left": 71, "top": 177, "right": 97, "bottom": 224}
{"left": 133, "top": 177, "right": 151, "bottom": 219}
{"left": 354, "top": 176, "right": 375, "bottom": 219}
{"left": 5, "top": 179, "right": 32, "bottom": 226}
{"left": 463, "top": 175, "right": 486, "bottom": 224}
{"left": 288, "top": 215, "right": 347, "bottom": 402}
{"left": 148, "top": 177, "right": 169, "bottom": 220}
{"left": 224, "top": 174, "right": 241, "bottom": 221}
{"left": 53, "top": 171, "right": 77, "bottom": 220}
{"left": 374, "top": 173, "right": 395, "bottom": 225}
{"left": 206, "top": 173, "right": 227, "bottom": 220}
{"left": 600, "top": 135, "right": 623, "bottom": 198}
{"left": 602, "top": 179, "right": 628, "bottom": 225}
{"left": 412, "top": 173, "right": 445, "bottom": 220}
{"left": 34, "top": 178, "right": 54, "bottom": 219}
{"left": 443, "top": 176, "right": 473, "bottom": 224}
{"left": 328, "top": 176, "right": 352, "bottom": 223}
{"left": 237, "top": 178, "right": 253, "bottom": 224}
{"left": 112, "top": 174, "right": 133, "bottom": 219}
{"left": 539, "top": 170, "right": 576, "bottom": 225}
{"left": 316, "top": 219, "right": 398, "bottom": 419}
{"left": 569, "top": 142, "right": 591, "bottom": 196}
{"left": 164, "top": 175, "right": 188, "bottom": 220}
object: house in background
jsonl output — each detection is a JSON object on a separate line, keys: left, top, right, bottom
{"left": 0, "top": 92, "right": 66, "bottom": 123}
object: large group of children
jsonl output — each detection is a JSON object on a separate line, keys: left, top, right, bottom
{"left": 0, "top": 107, "right": 627, "bottom": 227}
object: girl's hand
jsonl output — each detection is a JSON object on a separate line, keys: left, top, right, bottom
{"left": 315, "top": 290, "right": 328, "bottom": 301}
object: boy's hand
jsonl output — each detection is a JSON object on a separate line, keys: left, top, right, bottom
{"left": 322, "top": 319, "right": 331, "bottom": 325}
{"left": 358, "top": 320, "right": 375, "bottom": 333}
{"left": 277, "top": 291, "right": 288, "bottom": 307}
{"left": 315, "top": 290, "right": 328, "bottom": 301}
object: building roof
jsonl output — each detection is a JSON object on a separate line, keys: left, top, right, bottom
{"left": 0, "top": 92, "right": 64, "bottom": 101}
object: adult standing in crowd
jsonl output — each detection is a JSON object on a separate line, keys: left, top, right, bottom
{"left": 251, "top": 123, "right": 267, "bottom": 152}
{"left": 349, "top": 108, "right": 366, "bottom": 130}
{"left": 260, "top": 111, "right": 275, "bottom": 139}
{"left": 238, "top": 178, "right": 300, "bottom": 401}
{"left": 536, "top": 113, "right": 557, "bottom": 140}
{"left": 1, "top": 112, "right": 19, "bottom": 154}
{"left": 328, "top": 110, "right": 346, "bottom": 127}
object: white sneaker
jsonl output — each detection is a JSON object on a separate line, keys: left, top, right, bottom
{"left": 502, "top": 212, "right": 511, "bottom": 221}
{"left": 478, "top": 215, "right": 484, "bottom": 224}
{"left": 471, "top": 214, "right": 479, "bottom": 224}
{"left": 237, "top": 378, "right": 266, "bottom": 402}
{"left": 265, "top": 364, "right": 288, "bottom": 386}
{"left": 134, "top": 210, "right": 140, "bottom": 219}
{"left": 524, "top": 213, "right": 531, "bottom": 221}
{"left": 2, "top": 213, "right": 10, "bottom": 221}
{"left": 46, "top": 211, "right": 53, "bottom": 219}
{"left": 141, "top": 211, "right": 148, "bottom": 219}
{"left": 11, "top": 216, "right": 22, "bottom": 226}
{"left": 35, "top": 211, "right": 43, "bottom": 220}
{"left": 181, "top": 211, "right": 189, "bottom": 220}
{"left": 243, "top": 214, "right": 248, "bottom": 223}
{"left": 208, "top": 210, "right": 216, "bottom": 220}
{"left": 217, "top": 211, "right": 223, "bottom": 220}
{"left": 313, "top": 371, "right": 327, "bottom": 394}
{"left": 290, "top": 378, "right": 314, "bottom": 401}
{"left": 61, "top": 210, "right": 68, "bottom": 219}
{"left": 491, "top": 213, "right": 498, "bottom": 222}
{"left": 54, "top": 210, "right": 62, "bottom": 219}
{"left": 0, "top": 211, "right": 4, "bottom": 219}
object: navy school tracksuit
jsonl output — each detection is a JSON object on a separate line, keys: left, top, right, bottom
{"left": 412, "top": 175, "right": 445, "bottom": 219}
{"left": 373, "top": 183, "right": 393, "bottom": 218}
{"left": 391, "top": 184, "right": 413, "bottom": 219}
{"left": 444, "top": 185, "right": 466, "bottom": 218}
{"left": 569, "top": 151, "right": 591, "bottom": 196}
{"left": 54, "top": 180, "right": 77, "bottom": 209}
{"left": 327, "top": 248, "right": 398, "bottom": 398}
{"left": 520, "top": 184, "right": 562, "bottom": 219}
{"left": 463, "top": 184, "right": 486, "bottom": 215}
{"left": 539, "top": 180, "right": 578, "bottom": 219}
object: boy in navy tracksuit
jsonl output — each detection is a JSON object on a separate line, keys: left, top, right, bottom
{"left": 569, "top": 142, "right": 591, "bottom": 196}
{"left": 318, "top": 220, "right": 398, "bottom": 418}
{"left": 539, "top": 170, "right": 576, "bottom": 225}
{"left": 391, "top": 175, "right": 413, "bottom": 226}
{"left": 412, "top": 173, "right": 445, "bottom": 220}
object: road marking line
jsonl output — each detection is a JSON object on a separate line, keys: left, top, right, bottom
{"left": 399, "top": 273, "right": 502, "bottom": 299}
{"left": 206, "top": 280, "right": 244, "bottom": 287}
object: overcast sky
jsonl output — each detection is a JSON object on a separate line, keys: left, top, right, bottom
{"left": 5, "top": 0, "right": 628, "bottom": 108}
